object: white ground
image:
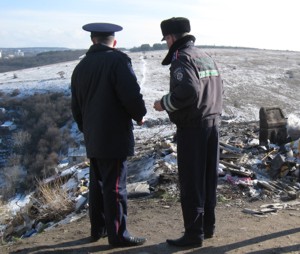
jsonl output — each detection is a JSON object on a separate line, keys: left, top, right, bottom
{"left": 1, "top": 48, "right": 299, "bottom": 122}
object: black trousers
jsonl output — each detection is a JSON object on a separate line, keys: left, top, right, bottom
{"left": 89, "top": 158, "right": 130, "bottom": 244}
{"left": 176, "top": 119, "right": 219, "bottom": 239}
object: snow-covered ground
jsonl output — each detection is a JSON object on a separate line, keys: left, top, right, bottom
{"left": 1, "top": 48, "right": 299, "bottom": 121}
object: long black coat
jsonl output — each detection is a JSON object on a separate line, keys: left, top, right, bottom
{"left": 71, "top": 44, "right": 146, "bottom": 159}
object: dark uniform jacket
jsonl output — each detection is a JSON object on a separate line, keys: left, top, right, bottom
{"left": 161, "top": 35, "right": 223, "bottom": 127}
{"left": 71, "top": 43, "right": 146, "bottom": 159}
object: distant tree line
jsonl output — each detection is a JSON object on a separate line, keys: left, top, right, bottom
{"left": 0, "top": 45, "right": 170, "bottom": 73}
{"left": 0, "top": 44, "right": 260, "bottom": 73}
{"left": 128, "top": 43, "right": 259, "bottom": 52}
{"left": 0, "top": 49, "right": 86, "bottom": 73}
{"left": 129, "top": 43, "right": 168, "bottom": 52}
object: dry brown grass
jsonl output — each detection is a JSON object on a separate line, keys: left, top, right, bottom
{"left": 0, "top": 199, "right": 12, "bottom": 225}
{"left": 33, "top": 179, "right": 75, "bottom": 222}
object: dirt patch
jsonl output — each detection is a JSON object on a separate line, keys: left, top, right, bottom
{"left": 1, "top": 197, "right": 300, "bottom": 254}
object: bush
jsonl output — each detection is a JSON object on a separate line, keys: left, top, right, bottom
{"left": 11, "top": 89, "right": 20, "bottom": 97}
{"left": 0, "top": 165, "right": 23, "bottom": 199}
{"left": 286, "top": 70, "right": 294, "bottom": 78}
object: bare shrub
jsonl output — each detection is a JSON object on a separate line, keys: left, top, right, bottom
{"left": 233, "top": 100, "right": 241, "bottom": 108}
{"left": 7, "top": 154, "right": 21, "bottom": 167}
{"left": 57, "top": 71, "right": 65, "bottom": 78}
{"left": 11, "top": 89, "right": 20, "bottom": 97}
{"left": 12, "top": 130, "right": 31, "bottom": 153}
{"left": 41, "top": 152, "right": 59, "bottom": 177}
{"left": 0, "top": 110, "right": 5, "bottom": 122}
{"left": 1, "top": 165, "right": 23, "bottom": 199}
{"left": 285, "top": 70, "right": 294, "bottom": 78}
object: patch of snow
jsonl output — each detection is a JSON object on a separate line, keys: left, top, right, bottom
{"left": 7, "top": 194, "right": 32, "bottom": 215}
{"left": 76, "top": 167, "right": 89, "bottom": 181}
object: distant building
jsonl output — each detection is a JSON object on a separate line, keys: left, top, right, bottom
{"left": 3, "top": 50, "right": 25, "bottom": 59}
{"left": 0, "top": 50, "right": 2, "bottom": 59}
{"left": 5, "top": 54, "right": 15, "bottom": 59}
{"left": 15, "top": 49, "right": 24, "bottom": 57}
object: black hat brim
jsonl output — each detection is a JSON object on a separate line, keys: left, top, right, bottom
{"left": 82, "top": 23, "right": 123, "bottom": 33}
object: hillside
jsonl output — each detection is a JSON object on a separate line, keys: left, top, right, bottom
{"left": 0, "top": 48, "right": 300, "bottom": 253}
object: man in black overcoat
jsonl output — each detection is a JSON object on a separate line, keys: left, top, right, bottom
{"left": 71, "top": 22, "right": 147, "bottom": 247}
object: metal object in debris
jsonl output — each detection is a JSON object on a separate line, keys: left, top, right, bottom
{"left": 259, "top": 107, "right": 288, "bottom": 145}
{"left": 270, "top": 154, "right": 286, "bottom": 178}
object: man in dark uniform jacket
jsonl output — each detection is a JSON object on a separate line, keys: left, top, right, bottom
{"left": 154, "top": 17, "right": 223, "bottom": 248}
{"left": 71, "top": 22, "right": 147, "bottom": 247}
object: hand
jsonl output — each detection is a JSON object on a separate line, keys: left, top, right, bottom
{"left": 153, "top": 100, "right": 164, "bottom": 112}
{"left": 137, "top": 118, "right": 144, "bottom": 126}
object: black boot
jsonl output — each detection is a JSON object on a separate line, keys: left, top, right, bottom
{"left": 204, "top": 226, "right": 215, "bottom": 239}
{"left": 166, "top": 234, "right": 202, "bottom": 247}
{"left": 110, "top": 236, "right": 147, "bottom": 247}
{"left": 90, "top": 228, "right": 107, "bottom": 242}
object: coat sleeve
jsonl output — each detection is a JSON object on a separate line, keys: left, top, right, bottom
{"left": 112, "top": 55, "right": 147, "bottom": 122}
{"left": 71, "top": 72, "right": 83, "bottom": 132}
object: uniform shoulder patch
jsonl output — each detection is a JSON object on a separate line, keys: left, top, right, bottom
{"left": 173, "top": 67, "right": 184, "bottom": 81}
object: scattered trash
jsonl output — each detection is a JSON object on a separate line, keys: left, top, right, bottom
{"left": 1, "top": 109, "right": 299, "bottom": 241}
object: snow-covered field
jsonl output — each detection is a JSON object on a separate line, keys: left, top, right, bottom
{"left": 1, "top": 48, "right": 299, "bottom": 122}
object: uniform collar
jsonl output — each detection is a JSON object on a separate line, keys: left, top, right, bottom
{"left": 87, "top": 43, "right": 115, "bottom": 54}
{"left": 161, "top": 35, "right": 196, "bottom": 65}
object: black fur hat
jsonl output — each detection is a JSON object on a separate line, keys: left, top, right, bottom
{"left": 160, "top": 17, "right": 190, "bottom": 40}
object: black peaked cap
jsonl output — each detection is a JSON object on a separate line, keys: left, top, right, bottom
{"left": 82, "top": 23, "right": 123, "bottom": 37}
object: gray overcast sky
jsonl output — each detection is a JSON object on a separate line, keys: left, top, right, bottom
{"left": 0, "top": 0, "right": 299, "bottom": 51}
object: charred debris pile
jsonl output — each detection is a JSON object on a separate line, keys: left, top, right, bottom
{"left": 138, "top": 107, "right": 300, "bottom": 202}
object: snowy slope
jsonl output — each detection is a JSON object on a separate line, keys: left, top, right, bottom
{"left": 1, "top": 48, "right": 299, "bottom": 121}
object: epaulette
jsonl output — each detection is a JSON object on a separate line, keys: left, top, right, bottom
{"left": 171, "top": 50, "right": 179, "bottom": 62}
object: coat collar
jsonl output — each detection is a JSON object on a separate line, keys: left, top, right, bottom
{"left": 161, "top": 35, "right": 196, "bottom": 65}
{"left": 86, "top": 43, "right": 115, "bottom": 54}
